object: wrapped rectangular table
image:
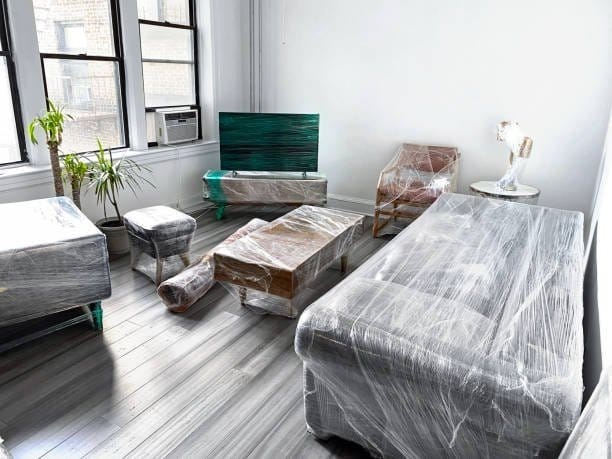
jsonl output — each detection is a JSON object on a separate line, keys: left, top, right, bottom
{"left": 203, "top": 170, "right": 327, "bottom": 219}
{"left": 295, "top": 193, "right": 584, "bottom": 458}
{"left": 0, "top": 198, "right": 111, "bottom": 345}
{"left": 214, "top": 205, "right": 364, "bottom": 318}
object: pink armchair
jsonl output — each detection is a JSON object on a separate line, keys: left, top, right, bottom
{"left": 373, "top": 143, "right": 459, "bottom": 237}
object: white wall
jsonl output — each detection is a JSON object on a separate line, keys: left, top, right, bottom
{"left": 0, "top": 144, "right": 219, "bottom": 221}
{"left": 259, "top": 0, "right": 612, "bottom": 217}
{"left": 212, "top": 0, "right": 251, "bottom": 115}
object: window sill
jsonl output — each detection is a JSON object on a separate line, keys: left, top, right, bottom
{"left": 116, "top": 139, "right": 219, "bottom": 165}
{"left": 0, "top": 139, "right": 219, "bottom": 191}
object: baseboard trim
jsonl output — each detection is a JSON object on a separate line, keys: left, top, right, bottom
{"left": 176, "top": 194, "right": 213, "bottom": 213}
{"left": 174, "top": 193, "right": 377, "bottom": 218}
{"left": 328, "top": 193, "right": 375, "bottom": 216}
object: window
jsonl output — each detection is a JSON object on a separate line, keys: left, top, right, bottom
{"left": 33, "top": 0, "right": 128, "bottom": 154}
{"left": 0, "top": 0, "right": 26, "bottom": 165}
{"left": 137, "top": 0, "right": 199, "bottom": 144}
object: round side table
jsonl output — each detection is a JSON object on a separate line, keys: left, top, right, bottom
{"left": 470, "top": 181, "right": 540, "bottom": 205}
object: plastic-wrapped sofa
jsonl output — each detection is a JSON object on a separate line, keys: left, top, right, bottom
{"left": 559, "top": 367, "right": 611, "bottom": 458}
{"left": 295, "top": 193, "right": 584, "bottom": 458}
{"left": 0, "top": 197, "right": 111, "bottom": 335}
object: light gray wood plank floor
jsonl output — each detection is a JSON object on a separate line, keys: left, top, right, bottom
{"left": 0, "top": 205, "right": 388, "bottom": 459}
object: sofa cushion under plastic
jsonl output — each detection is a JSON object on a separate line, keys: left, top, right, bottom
{"left": 297, "top": 278, "right": 577, "bottom": 457}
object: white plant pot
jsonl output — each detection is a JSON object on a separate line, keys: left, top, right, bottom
{"left": 96, "top": 217, "right": 130, "bottom": 256}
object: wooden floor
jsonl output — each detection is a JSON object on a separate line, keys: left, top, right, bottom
{"left": 0, "top": 205, "right": 388, "bottom": 459}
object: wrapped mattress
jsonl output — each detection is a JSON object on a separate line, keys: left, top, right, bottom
{"left": 0, "top": 197, "right": 111, "bottom": 326}
{"left": 295, "top": 193, "right": 584, "bottom": 458}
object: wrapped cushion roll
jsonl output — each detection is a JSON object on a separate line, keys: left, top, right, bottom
{"left": 157, "top": 218, "right": 268, "bottom": 312}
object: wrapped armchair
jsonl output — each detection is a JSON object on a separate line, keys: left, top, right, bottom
{"left": 373, "top": 143, "right": 459, "bottom": 237}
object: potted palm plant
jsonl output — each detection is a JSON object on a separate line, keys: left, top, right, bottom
{"left": 28, "top": 100, "right": 73, "bottom": 197}
{"left": 62, "top": 153, "right": 89, "bottom": 210}
{"left": 88, "top": 139, "right": 153, "bottom": 256}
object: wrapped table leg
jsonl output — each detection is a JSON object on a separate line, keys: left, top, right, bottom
{"left": 157, "top": 218, "right": 268, "bottom": 312}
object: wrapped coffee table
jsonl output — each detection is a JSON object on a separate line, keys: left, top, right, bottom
{"left": 214, "top": 206, "right": 364, "bottom": 317}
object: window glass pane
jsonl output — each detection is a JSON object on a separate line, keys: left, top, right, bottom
{"left": 137, "top": 0, "right": 190, "bottom": 25}
{"left": 33, "top": 0, "right": 115, "bottom": 56}
{"left": 140, "top": 24, "right": 193, "bottom": 61}
{"left": 0, "top": 58, "right": 21, "bottom": 164}
{"left": 43, "top": 59, "right": 124, "bottom": 152}
{"left": 143, "top": 62, "right": 194, "bottom": 107}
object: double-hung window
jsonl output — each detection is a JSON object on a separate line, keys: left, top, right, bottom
{"left": 0, "top": 0, "right": 26, "bottom": 165}
{"left": 137, "top": 0, "right": 199, "bottom": 145}
{"left": 33, "top": 0, "right": 128, "bottom": 154}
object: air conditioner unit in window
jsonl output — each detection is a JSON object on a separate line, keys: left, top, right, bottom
{"left": 155, "top": 109, "right": 199, "bottom": 145}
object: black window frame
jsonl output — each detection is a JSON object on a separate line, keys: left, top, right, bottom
{"left": 38, "top": 0, "right": 130, "bottom": 155}
{"left": 0, "top": 0, "right": 28, "bottom": 165}
{"left": 138, "top": 0, "right": 201, "bottom": 147}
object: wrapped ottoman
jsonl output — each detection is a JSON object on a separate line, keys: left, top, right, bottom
{"left": 0, "top": 197, "right": 111, "bottom": 330}
{"left": 124, "top": 206, "right": 197, "bottom": 285}
{"left": 295, "top": 193, "right": 584, "bottom": 458}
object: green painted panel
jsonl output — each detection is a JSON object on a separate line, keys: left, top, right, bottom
{"left": 204, "top": 169, "right": 228, "bottom": 203}
{"left": 219, "top": 112, "right": 319, "bottom": 172}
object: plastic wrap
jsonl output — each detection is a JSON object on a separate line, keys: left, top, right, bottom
{"left": 0, "top": 197, "right": 111, "bottom": 326}
{"left": 495, "top": 121, "right": 533, "bottom": 192}
{"left": 214, "top": 205, "right": 364, "bottom": 318}
{"left": 0, "top": 437, "right": 10, "bottom": 459}
{"left": 470, "top": 181, "right": 540, "bottom": 205}
{"left": 219, "top": 112, "right": 320, "bottom": 172}
{"left": 498, "top": 156, "right": 529, "bottom": 192}
{"left": 373, "top": 143, "right": 459, "bottom": 236}
{"left": 123, "top": 206, "right": 197, "bottom": 285}
{"left": 157, "top": 218, "right": 268, "bottom": 312}
{"left": 296, "top": 193, "right": 584, "bottom": 458}
{"left": 202, "top": 170, "right": 327, "bottom": 205}
{"left": 559, "top": 367, "right": 612, "bottom": 458}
